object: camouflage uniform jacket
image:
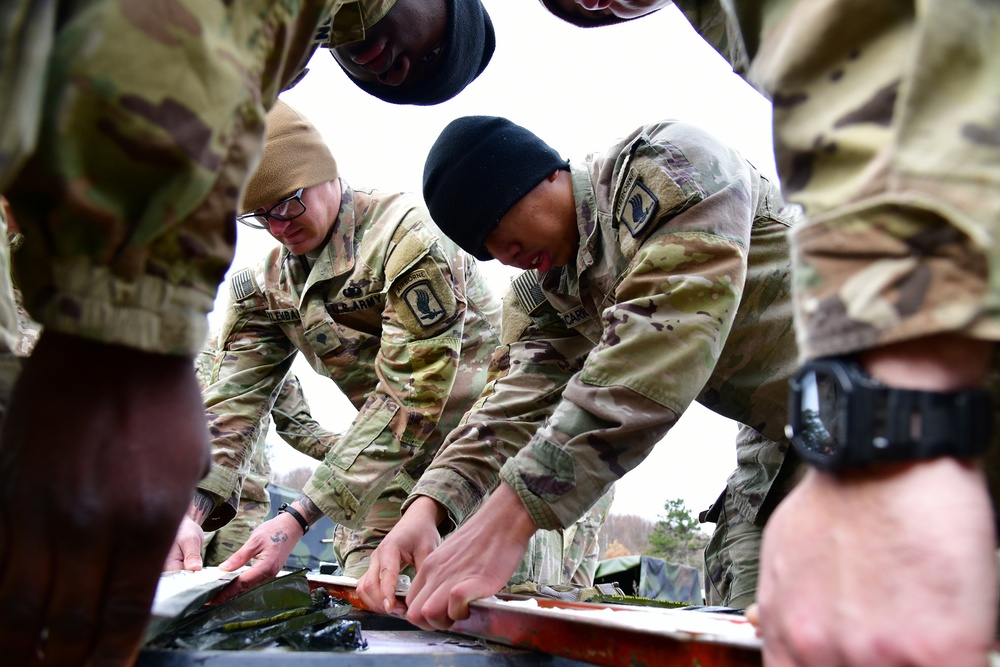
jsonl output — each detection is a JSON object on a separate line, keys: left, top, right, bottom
{"left": 410, "top": 121, "right": 800, "bottom": 532}
{"left": 0, "top": 0, "right": 395, "bottom": 359}
{"left": 198, "top": 343, "right": 336, "bottom": 504}
{"left": 199, "top": 182, "right": 501, "bottom": 530}
{"left": 242, "top": 373, "right": 340, "bottom": 504}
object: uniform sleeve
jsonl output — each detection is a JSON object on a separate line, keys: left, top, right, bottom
{"left": 302, "top": 226, "right": 481, "bottom": 530}
{"left": 198, "top": 272, "right": 297, "bottom": 531}
{"left": 270, "top": 373, "right": 340, "bottom": 461}
{"left": 503, "top": 129, "right": 762, "bottom": 531}
{"left": 407, "top": 285, "right": 593, "bottom": 529}
{"left": 3, "top": 1, "right": 328, "bottom": 356}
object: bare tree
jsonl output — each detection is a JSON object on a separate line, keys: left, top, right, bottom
{"left": 598, "top": 513, "right": 655, "bottom": 557}
{"left": 272, "top": 465, "right": 315, "bottom": 491}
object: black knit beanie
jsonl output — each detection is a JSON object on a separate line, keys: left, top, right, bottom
{"left": 423, "top": 116, "right": 569, "bottom": 261}
{"left": 342, "top": 0, "right": 495, "bottom": 106}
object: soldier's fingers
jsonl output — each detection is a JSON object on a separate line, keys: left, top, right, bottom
{"left": 219, "top": 537, "right": 258, "bottom": 571}
{"left": 212, "top": 558, "right": 279, "bottom": 605}
{"left": 183, "top": 549, "right": 204, "bottom": 571}
{"left": 89, "top": 547, "right": 166, "bottom": 667}
{"left": 408, "top": 576, "right": 461, "bottom": 631}
{"left": 378, "top": 556, "right": 402, "bottom": 615}
{"left": 445, "top": 580, "right": 478, "bottom": 626}
{"left": 744, "top": 603, "right": 762, "bottom": 633}
{"left": 0, "top": 517, "right": 52, "bottom": 664}
{"left": 162, "top": 543, "right": 185, "bottom": 572}
{"left": 42, "top": 530, "right": 111, "bottom": 666}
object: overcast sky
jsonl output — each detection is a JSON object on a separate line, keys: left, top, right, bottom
{"left": 208, "top": 0, "right": 776, "bottom": 525}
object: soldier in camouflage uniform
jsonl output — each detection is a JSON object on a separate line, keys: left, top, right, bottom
{"left": 543, "top": 2, "right": 1000, "bottom": 665}
{"left": 0, "top": 0, "right": 494, "bottom": 662}
{"left": 357, "top": 115, "right": 800, "bottom": 619}
{"left": 172, "top": 100, "right": 501, "bottom": 601}
{"left": 187, "top": 346, "right": 337, "bottom": 567}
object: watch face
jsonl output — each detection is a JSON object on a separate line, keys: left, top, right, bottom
{"left": 793, "top": 365, "right": 846, "bottom": 464}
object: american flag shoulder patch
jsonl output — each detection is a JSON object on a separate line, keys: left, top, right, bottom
{"left": 511, "top": 271, "right": 546, "bottom": 315}
{"left": 230, "top": 268, "right": 259, "bottom": 302}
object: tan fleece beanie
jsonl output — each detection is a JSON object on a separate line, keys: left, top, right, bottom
{"left": 240, "top": 100, "right": 339, "bottom": 214}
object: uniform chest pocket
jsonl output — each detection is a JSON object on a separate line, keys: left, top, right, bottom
{"left": 328, "top": 394, "right": 400, "bottom": 471}
{"left": 304, "top": 318, "right": 343, "bottom": 357}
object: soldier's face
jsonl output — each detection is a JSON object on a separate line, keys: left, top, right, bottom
{"left": 332, "top": 0, "right": 448, "bottom": 89}
{"left": 265, "top": 180, "right": 342, "bottom": 255}
{"left": 485, "top": 170, "right": 578, "bottom": 273}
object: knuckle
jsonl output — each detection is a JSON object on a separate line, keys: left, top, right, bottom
{"left": 102, "top": 594, "right": 153, "bottom": 631}
{"left": 48, "top": 607, "right": 98, "bottom": 645}
{"left": 0, "top": 593, "right": 43, "bottom": 627}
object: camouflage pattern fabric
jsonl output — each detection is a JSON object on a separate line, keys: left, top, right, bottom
{"left": 199, "top": 181, "right": 502, "bottom": 578}
{"left": 196, "top": 343, "right": 329, "bottom": 565}
{"left": 270, "top": 372, "right": 340, "bottom": 463}
{"left": 676, "top": 1, "right": 1000, "bottom": 359}
{"left": 513, "top": 488, "right": 614, "bottom": 587}
{"left": 203, "top": 498, "right": 270, "bottom": 567}
{"left": 703, "top": 486, "right": 759, "bottom": 609}
{"left": 409, "top": 121, "right": 801, "bottom": 602}
{"left": 0, "top": 0, "right": 392, "bottom": 357}
{"left": 595, "top": 555, "right": 702, "bottom": 605}
{"left": 196, "top": 346, "right": 337, "bottom": 555}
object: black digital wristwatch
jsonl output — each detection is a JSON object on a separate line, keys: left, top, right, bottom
{"left": 785, "top": 356, "right": 993, "bottom": 473}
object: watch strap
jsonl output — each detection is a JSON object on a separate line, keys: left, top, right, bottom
{"left": 277, "top": 502, "right": 310, "bottom": 534}
{"left": 871, "top": 386, "right": 993, "bottom": 461}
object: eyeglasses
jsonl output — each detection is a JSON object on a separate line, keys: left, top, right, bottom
{"left": 237, "top": 188, "right": 306, "bottom": 230}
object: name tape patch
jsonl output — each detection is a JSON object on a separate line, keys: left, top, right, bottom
{"left": 559, "top": 305, "right": 589, "bottom": 328}
{"left": 266, "top": 309, "right": 301, "bottom": 323}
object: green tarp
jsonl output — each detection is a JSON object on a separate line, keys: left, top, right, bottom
{"left": 594, "top": 555, "right": 701, "bottom": 605}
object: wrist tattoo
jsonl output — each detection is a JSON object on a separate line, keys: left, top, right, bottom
{"left": 294, "top": 494, "right": 323, "bottom": 523}
{"left": 190, "top": 490, "right": 214, "bottom": 522}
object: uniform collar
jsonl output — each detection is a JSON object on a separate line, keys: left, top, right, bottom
{"left": 296, "top": 181, "right": 359, "bottom": 298}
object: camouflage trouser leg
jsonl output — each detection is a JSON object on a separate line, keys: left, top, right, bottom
{"left": 565, "top": 489, "right": 614, "bottom": 586}
{"left": 203, "top": 498, "right": 270, "bottom": 567}
{"left": 511, "top": 489, "right": 614, "bottom": 587}
{"left": 703, "top": 488, "right": 761, "bottom": 609}
{"left": 334, "top": 478, "right": 415, "bottom": 580}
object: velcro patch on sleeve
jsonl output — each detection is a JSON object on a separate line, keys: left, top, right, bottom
{"left": 511, "top": 271, "right": 546, "bottom": 315}
{"left": 390, "top": 258, "right": 457, "bottom": 336}
{"left": 230, "top": 268, "right": 259, "bottom": 302}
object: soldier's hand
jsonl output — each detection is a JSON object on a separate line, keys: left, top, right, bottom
{"left": 164, "top": 515, "right": 206, "bottom": 571}
{"left": 0, "top": 332, "right": 210, "bottom": 666}
{"left": 357, "top": 496, "right": 444, "bottom": 614}
{"left": 214, "top": 512, "right": 303, "bottom": 603}
{"left": 405, "top": 483, "right": 536, "bottom": 631}
{"left": 757, "top": 463, "right": 997, "bottom": 667}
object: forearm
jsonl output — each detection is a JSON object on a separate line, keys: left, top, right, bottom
{"left": 859, "top": 335, "right": 993, "bottom": 391}
{"left": 503, "top": 381, "right": 677, "bottom": 531}
{"left": 187, "top": 489, "right": 216, "bottom": 525}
